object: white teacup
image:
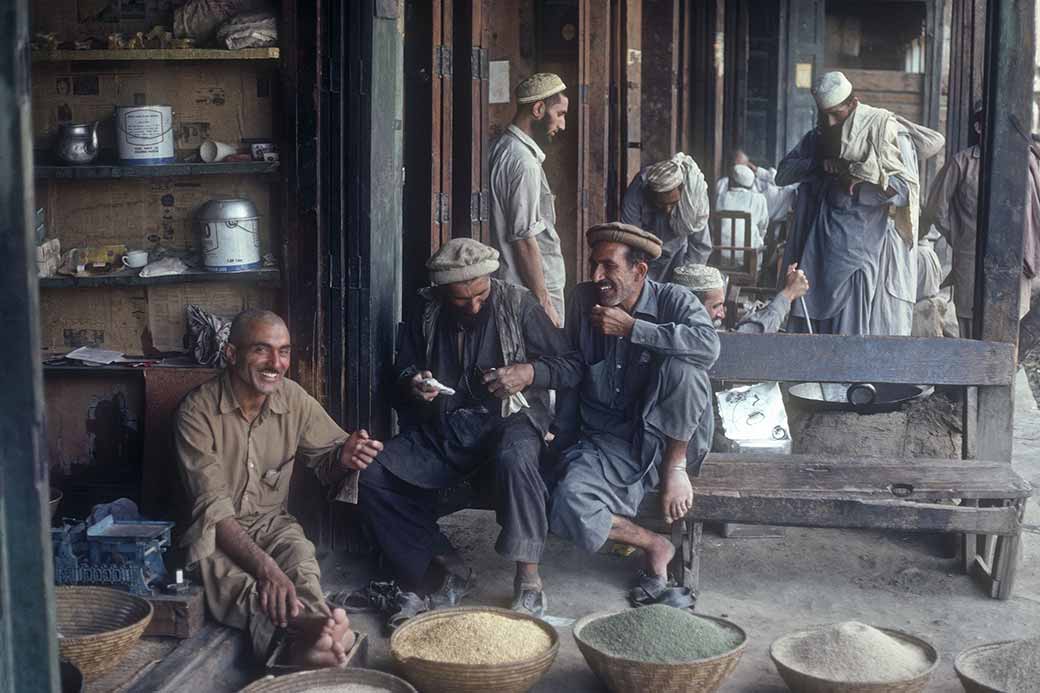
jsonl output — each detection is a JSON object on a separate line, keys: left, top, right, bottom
{"left": 123, "top": 250, "right": 149, "bottom": 268}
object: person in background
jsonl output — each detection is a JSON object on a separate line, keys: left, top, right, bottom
{"left": 776, "top": 71, "right": 919, "bottom": 336}
{"left": 714, "top": 163, "right": 770, "bottom": 271}
{"left": 549, "top": 223, "right": 719, "bottom": 609}
{"left": 923, "top": 101, "right": 1040, "bottom": 338}
{"left": 357, "top": 239, "right": 580, "bottom": 618}
{"left": 621, "top": 152, "right": 712, "bottom": 282}
{"left": 489, "top": 73, "right": 569, "bottom": 327}
{"left": 673, "top": 262, "right": 809, "bottom": 333}
{"left": 715, "top": 148, "right": 797, "bottom": 226}
{"left": 175, "top": 310, "right": 382, "bottom": 667}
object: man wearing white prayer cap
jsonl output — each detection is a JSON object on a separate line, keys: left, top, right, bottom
{"left": 716, "top": 148, "right": 798, "bottom": 225}
{"left": 488, "top": 73, "right": 569, "bottom": 327}
{"left": 673, "top": 262, "right": 808, "bottom": 332}
{"left": 621, "top": 151, "right": 712, "bottom": 282}
{"left": 714, "top": 163, "right": 770, "bottom": 271}
{"left": 775, "top": 70, "right": 921, "bottom": 336}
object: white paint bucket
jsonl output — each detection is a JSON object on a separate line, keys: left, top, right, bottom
{"left": 196, "top": 198, "right": 261, "bottom": 272}
{"left": 115, "top": 105, "right": 175, "bottom": 165}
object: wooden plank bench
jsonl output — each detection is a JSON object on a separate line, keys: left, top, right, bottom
{"left": 636, "top": 454, "right": 1033, "bottom": 601}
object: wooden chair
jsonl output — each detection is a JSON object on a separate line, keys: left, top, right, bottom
{"left": 709, "top": 210, "right": 758, "bottom": 286}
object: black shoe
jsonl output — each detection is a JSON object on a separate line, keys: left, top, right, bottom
{"left": 429, "top": 568, "right": 475, "bottom": 610}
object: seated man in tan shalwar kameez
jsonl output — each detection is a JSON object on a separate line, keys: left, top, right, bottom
{"left": 175, "top": 309, "right": 383, "bottom": 666}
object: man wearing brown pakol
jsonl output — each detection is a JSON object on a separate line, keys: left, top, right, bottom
{"left": 175, "top": 309, "right": 383, "bottom": 666}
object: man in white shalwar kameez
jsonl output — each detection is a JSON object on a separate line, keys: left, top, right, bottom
{"left": 714, "top": 164, "right": 770, "bottom": 271}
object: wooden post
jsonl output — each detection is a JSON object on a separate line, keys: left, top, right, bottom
{"left": 0, "top": 0, "right": 60, "bottom": 689}
{"left": 974, "top": 0, "right": 1034, "bottom": 465}
{"left": 577, "top": 0, "right": 611, "bottom": 282}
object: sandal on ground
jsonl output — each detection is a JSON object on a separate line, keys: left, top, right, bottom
{"left": 328, "top": 580, "right": 402, "bottom": 614}
{"left": 429, "top": 568, "right": 476, "bottom": 610}
{"left": 627, "top": 572, "right": 697, "bottom": 610}
{"left": 385, "top": 591, "right": 430, "bottom": 633}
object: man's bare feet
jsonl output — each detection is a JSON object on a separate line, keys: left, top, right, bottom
{"left": 660, "top": 467, "right": 694, "bottom": 524}
{"left": 286, "top": 608, "right": 355, "bottom": 668}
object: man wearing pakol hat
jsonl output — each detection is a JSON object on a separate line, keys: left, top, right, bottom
{"left": 673, "top": 262, "right": 809, "bottom": 333}
{"left": 923, "top": 101, "right": 1040, "bottom": 339}
{"left": 356, "top": 238, "right": 580, "bottom": 619}
{"left": 548, "top": 223, "right": 719, "bottom": 609}
{"left": 776, "top": 70, "right": 922, "bottom": 335}
{"left": 714, "top": 163, "right": 770, "bottom": 270}
{"left": 621, "top": 151, "right": 712, "bottom": 282}
{"left": 488, "top": 72, "right": 569, "bottom": 327}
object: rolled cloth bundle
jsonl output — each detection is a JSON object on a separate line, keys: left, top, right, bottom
{"left": 644, "top": 152, "right": 710, "bottom": 235}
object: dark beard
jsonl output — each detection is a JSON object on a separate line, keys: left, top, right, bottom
{"left": 531, "top": 117, "right": 552, "bottom": 147}
{"left": 819, "top": 122, "right": 843, "bottom": 161}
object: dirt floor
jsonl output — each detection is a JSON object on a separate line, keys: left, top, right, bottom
{"left": 307, "top": 370, "right": 1040, "bottom": 692}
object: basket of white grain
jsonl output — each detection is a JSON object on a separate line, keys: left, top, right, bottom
{"left": 770, "top": 621, "right": 939, "bottom": 693}
{"left": 237, "top": 668, "right": 417, "bottom": 693}
{"left": 389, "top": 606, "right": 559, "bottom": 693}
{"left": 572, "top": 605, "right": 748, "bottom": 693}
{"left": 954, "top": 636, "right": 1040, "bottom": 693}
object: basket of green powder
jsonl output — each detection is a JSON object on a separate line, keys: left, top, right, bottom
{"left": 388, "top": 606, "right": 559, "bottom": 693}
{"left": 954, "top": 636, "right": 1040, "bottom": 692}
{"left": 572, "top": 605, "right": 747, "bottom": 692}
{"left": 769, "top": 621, "right": 939, "bottom": 692}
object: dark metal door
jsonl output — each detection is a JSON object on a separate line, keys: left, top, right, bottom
{"left": 776, "top": 0, "right": 825, "bottom": 160}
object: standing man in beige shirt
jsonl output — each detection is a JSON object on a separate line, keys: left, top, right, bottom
{"left": 175, "top": 309, "right": 383, "bottom": 666}
{"left": 489, "top": 72, "right": 569, "bottom": 327}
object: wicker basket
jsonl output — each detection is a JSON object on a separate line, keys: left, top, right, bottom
{"left": 769, "top": 625, "right": 939, "bottom": 693}
{"left": 572, "top": 610, "right": 747, "bottom": 693}
{"left": 55, "top": 586, "right": 153, "bottom": 682}
{"left": 389, "top": 606, "right": 559, "bottom": 693}
{"left": 238, "top": 667, "right": 418, "bottom": 692}
{"left": 953, "top": 641, "right": 1015, "bottom": 693}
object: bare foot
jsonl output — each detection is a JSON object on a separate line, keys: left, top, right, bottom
{"left": 286, "top": 609, "right": 354, "bottom": 668}
{"left": 645, "top": 532, "right": 676, "bottom": 578}
{"left": 660, "top": 467, "right": 693, "bottom": 524}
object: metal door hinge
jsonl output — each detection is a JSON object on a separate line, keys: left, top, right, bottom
{"left": 471, "top": 47, "right": 488, "bottom": 80}
{"left": 480, "top": 190, "right": 489, "bottom": 222}
{"left": 435, "top": 45, "right": 452, "bottom": 77}
{"left": 434, "top": 192, "right": 451, "bottom": 224}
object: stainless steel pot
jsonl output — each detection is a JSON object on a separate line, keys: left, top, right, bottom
{"left": 55, "top": 121, "right": 99, "bottom": 164}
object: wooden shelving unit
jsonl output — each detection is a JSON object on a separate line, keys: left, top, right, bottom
{"left": 39, "top": 267, "right": 281, "bottom": 289}
{"left": 32, "top": 47, "right": 280, "bottom": 62}
{"left": 35, "top": 160, "right": 280, "bottom": 180}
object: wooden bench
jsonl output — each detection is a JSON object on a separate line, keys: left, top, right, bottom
{"left": 636, "top": 453, "right": 1033, "bottom": 601}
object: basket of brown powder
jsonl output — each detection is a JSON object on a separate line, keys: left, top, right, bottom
{"left": 389, "top": 606, "right": 559, "bottom": 693}
{"left": 770, "top": 621, "right": 939, "bottom": 692}
{"left": 954, "top": 636, "right": 1040, "bottom": 692}
{"left": 237, "top": 667, "right": 417, "bottom": 693}
{"left": 572, "top": 605, "right": 747, "bottom": 693}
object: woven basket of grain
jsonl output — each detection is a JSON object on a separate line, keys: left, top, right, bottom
{"left": 953, "top": 641, "right": 1015, "bottom": 693}
{"left": 237, "top": 667, "right": 417, "bottom": 692}
{"left": 770, "top": 625, "right": 939, "bottom": 693}
{"left": 389, "top": 606, "right": 559, "bottom": 693}
{"left": 572, "top": 610, "right": 747, "bottom": 693}
{"left": 55, "top": 586, "right": 152, "bottom": 682}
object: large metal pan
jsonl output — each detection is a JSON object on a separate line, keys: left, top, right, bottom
{"left": 788, "top": 382, "right": 934, "bottom": 414}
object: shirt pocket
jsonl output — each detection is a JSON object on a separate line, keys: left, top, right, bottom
{"left": 540, "top": 190, "right": 557, "bottom": 227}
{"left": 582, "top": 359, "right": 615, "bottom": 405}
{"left": 260, "top": 455, "right": 295, "bottom": 496}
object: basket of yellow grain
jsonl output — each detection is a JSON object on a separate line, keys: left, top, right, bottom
{"left": 770, "top": 621, "right": 939, "bottom": 693}
{"left": 238, "top": 667, "right": 417, "bottom": 693}
{"left": 55, "top": 586, "right": 153, "bottom": 681}
{"left": 954, "top": 637, "right": 1040, "bottom": 693}
{"left": 389, "top": 606, "right": 559, "bottom": 693}
{"left": 572, "top": 605, "right": 747, "bottom": 693}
